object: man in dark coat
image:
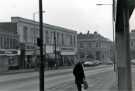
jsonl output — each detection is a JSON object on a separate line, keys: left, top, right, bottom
{"left": 73, "top": 61, "right": 85, "bottom": 91}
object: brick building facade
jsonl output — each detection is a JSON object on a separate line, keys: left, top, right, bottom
{"left": 77, "top": 31, "right": 113, "bottom": 63}
{"left": 0, "top": 17, "right": 77, "bottom": 70}
{"left": 130, "top": 30, "right": 135, "bottom": 59}
{"left": 0, "top": 23, "right": 19, "bottom": 71}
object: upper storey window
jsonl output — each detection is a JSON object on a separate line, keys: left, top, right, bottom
{"left": 23, "top": 26, "right": 28, "bottom": 42}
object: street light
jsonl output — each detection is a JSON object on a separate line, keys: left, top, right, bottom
{"left": 96, "top": 3, "right": 112, "bottom": 5}
{"left": 39, "top": 0, "right": 44, "bottom": 90}
{"left": 33, "top": 10, "right": 45, "bottom": 45}
{"left": 96, "top": 2, "right": 115, "bottom": 40}
{"left": 33, "top": 10, "right": 45, "bottom": 70}
{"left": 96, "top": 2, "right": 116, "bottom": 72}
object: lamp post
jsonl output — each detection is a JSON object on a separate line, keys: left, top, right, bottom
{"left": 39, "top": 0, "right": 44, "bottom": 91}
{"left": 33, "top": 11, "right": 45, "bottom": 46}
{"left": 96, "top": 2, "right": 116, "bottom": 72}
{"left": 54, "top": 32, "right": 57, "bottom": 68}
{"left": 96, "top": 3, "right": 112, "bottom": 5}
{"left": 33, "top": 10, "right": 45, "bottom": 70}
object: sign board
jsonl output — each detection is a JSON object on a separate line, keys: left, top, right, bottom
{"left": 61, "top": 47, "right": 74, "bottom": 51}
{"left": 25, "top": 50, "right": 35, "bottom": 55}
{"left": 46, "top": 46, "right": 53, "bottom": 53}
{"left": 0, "top": 49, "right": 20, "bottom": 56}
{"left": 61, "top": 51, "right": 76, "bottom": 55}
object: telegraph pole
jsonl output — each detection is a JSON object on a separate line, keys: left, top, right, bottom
{"left": 115, "top": 0, "right": 132, "bottom": 91}
{"left": 39, "top": 0, "right": 44, "bottom": 91}
{"left": 54, "top": 32, "right": 57, "bottom": 68}
{"left": 112, "top": 0, "right": 116, "bottom": 72}
{"left": 96, "top": 0, "right": 116, "bottom": 72}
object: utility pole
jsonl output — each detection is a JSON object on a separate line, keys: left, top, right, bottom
{"left": 112, "top": 0, "right": 116, "bottom": 72}
{"left": 39, "top": 0, "right": 44, "bottom": 91}
{"left": 96, "top": 0, "right": 116, "bottom": 71}
{"left": 115, "top": 0, "right": 132, "bottom": 91}
{"left": 54, "top": 32, "right": 57, "bottom": 68}
{"left": 33, "top": 12, "right": 37, "bottom": 67}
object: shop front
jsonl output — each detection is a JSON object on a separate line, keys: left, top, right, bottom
{"left": 61, "top": 51, "right": 77, "bottom": 66}
{"left": 0, "top": 49, "right": 20, "bottom": 71}
{"left": 25, "top": 49, "right": 36, "bottom": 69}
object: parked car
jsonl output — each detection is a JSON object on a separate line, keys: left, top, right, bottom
{"left": 83, "top": 61, "right": 95, "bottom": 67}
{"left": 93, "top": 60, "right": 102, "bottom": 65}
{"left": 131, "top": 59, "right": 135, "bottom": 65}
{"left": 104, "top": 61, "right": 113, "bottom": 65}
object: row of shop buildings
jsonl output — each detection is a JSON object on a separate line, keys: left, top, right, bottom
{"left": 130, "top": 30, "right": 135, "bottom": 59}
{"left": 77, "top": 31, "right": 114, "bottom": 63}
{"left": 0, "top": 17, "right": 77, "bottom": 71}
{"left": 77, "top": 30, "right": 135, "bottom": 64}
{"left": 0, "top": 17, "right": 117, "bottom": 72}
{"left": 77, "top": 30, "right": 135, "bottom": 63}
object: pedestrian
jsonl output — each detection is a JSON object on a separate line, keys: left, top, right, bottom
{"left": 73, "top": 61, "right": 86, "bottom": 91}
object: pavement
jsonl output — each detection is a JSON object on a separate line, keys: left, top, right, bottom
{"left": 0, "top": 64, "right": 110, "bottom": 76}
{"left": 2, "top": 65, "right": 135, "bottom": 91}
{"left": 0, "top": 69, "right": 35, "bottom": 76}
{"left": 0, "top": 65, "right": 115, "bottom": 91}
{"left": 0, "top": 65, "right": 112, "bottom": 83}
{"left": 0, "top": 65, "right": 74, "bottom": 75}
{"left": 109, "top": 65, "right": 135, "bottom": 91}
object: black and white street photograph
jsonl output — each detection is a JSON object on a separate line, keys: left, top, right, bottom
{"left": 0, "top": 0, "right": 135, "bottom": 91}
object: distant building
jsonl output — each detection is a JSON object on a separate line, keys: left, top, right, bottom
{"left": 130, "top": 30, "right": 135, "bottom": 59}
{"left": 0, "top": 17, "right": 77, "bottom": 70}
{"left": 77, "top": 31, "right": 113, "bottom": 63}
{"left": 0, "top": 23, "right": 19, "bottom": 71}
{"left": 122, "top": 29, "right": 135, "bottom": 60}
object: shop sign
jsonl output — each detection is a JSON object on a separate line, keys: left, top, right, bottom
{"left": 0, "top": 50, "right": 19, "bottom": 56}
{"left": 61, "top": 51, "right": 76, "bottom": 55}
{"left": 61, "top": 47, "right": 74, "bottom": 51}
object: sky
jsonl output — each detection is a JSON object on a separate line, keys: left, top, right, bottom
{"left": 0, "top": 0, "right": 134, "bottom": 40}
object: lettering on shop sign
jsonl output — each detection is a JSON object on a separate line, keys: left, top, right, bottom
{"left": 0, "top": 50, "right": 18, "bottom": 55}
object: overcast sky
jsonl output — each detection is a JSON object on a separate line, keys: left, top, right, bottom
{"left": 0, "top": 0, "right": 134, "bottom": 40}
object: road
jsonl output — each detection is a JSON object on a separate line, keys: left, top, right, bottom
{"left": 0, "top": 65, "right": 117, "bottom": 91}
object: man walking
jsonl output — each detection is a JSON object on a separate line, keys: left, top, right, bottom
{"left": 73, "top": 61, "right": 85, "bottom": 91}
